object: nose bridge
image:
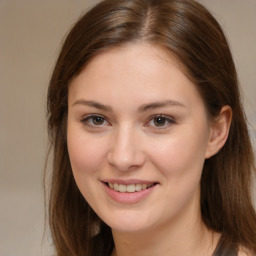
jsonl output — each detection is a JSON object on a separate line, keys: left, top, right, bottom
{"left": 107, "top": 123, "right": 145, "bottom": 171}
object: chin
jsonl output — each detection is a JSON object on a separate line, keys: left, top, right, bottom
{"left": 101, "top": 210, "right": 157, "bottom": 234}
{"left": 110, "top": 223, "right": 153, "bottom": 234}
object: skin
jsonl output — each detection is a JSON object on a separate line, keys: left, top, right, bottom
{"left": 67, "top": 43, "right": 232, "bottom": 256}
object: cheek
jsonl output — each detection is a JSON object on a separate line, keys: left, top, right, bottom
{"left": 67, "top": 129, "right": 107, "bottom": 215}
{"left": 66, "top": 125, "right": 110, "bottom": 208}
{"left": 67, "top": 126, "right": 107, "bottom": 177}
{"left": 149, "top": 128, "right": 208, "bottom": 181}
{"left": 146, "top": 130, "right": 208, "bottom": 219}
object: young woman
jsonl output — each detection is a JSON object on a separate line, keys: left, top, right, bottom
{"left": 46, "top": 0, "right": 256, "bottom": 255}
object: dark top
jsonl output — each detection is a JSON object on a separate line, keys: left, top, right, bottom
{"left": 213, "top": 235, "right": 238, "bottom": 256}
{"left": 105, "top": 234, "right": 238, "bottom": 256}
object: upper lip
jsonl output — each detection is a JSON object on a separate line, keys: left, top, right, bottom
{"left": 101, "top": 179, "right": 159, "bottom": 185}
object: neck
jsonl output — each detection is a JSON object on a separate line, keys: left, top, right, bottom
{"left": 112, "top": 220, "right": 219, "bottom": 256}
{"left": 111, "top": 197, "right": 220, "bottom": 256}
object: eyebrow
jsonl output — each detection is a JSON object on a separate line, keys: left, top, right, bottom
{"left": 72, "top": 100, "right": 113, "bottom": 111}
{"left": 138, "top": 100, "right": 186, "bottom": 112}
{"left": 72, "top": 99, "right": 186, "bottom": 112}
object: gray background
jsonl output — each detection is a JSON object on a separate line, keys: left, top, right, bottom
{"left": 0, "top": 1, "right": 255, "bottom": 255}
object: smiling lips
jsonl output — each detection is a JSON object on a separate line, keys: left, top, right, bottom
{"left": 107, "top": 182, "right": 155, "bottom": 193}
{"left": 102, "top": 180, "right": 158, "bottom": 204}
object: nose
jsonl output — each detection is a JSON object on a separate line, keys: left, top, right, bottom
{"left": 107, "top": 126, "right": 146, "bottom": 171}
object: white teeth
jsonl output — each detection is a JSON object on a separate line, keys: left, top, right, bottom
{"left": 135, "top": 184, "right": 142, "bottom": 191}
{"left": 114, "top": 183, "right": 119, "bottom": 191}
{"left": 142, "top": 184, "right": 147, "bottom": 189}
{"left": 126, "top": 184, "right": 136, "bottom": 193}
{"left": 108, "top": 182, "right": 155, "bottom": 193}
{"left": 118, "top": 184, "right": 127, "bottom": 193}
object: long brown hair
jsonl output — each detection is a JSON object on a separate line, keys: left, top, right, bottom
{"left": 46, "top": 0, "right": 256, "bottom": 255}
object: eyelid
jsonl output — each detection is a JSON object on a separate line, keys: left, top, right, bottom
{"left": 81, "top": 114, "right": 110, "bottom": 127}
{"left": 145, "top": 114, "right": 176, "bottom": 128}
{"left": 80, "top": 113, "right": 175, "bottom": 129}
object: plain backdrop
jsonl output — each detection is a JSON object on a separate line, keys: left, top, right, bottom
{"left": 0, "top": 1, "right": 255, "bottom": 255}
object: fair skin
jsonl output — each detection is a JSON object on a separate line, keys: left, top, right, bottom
{"left": 67, "top": 43, "right": 232, "bottom": 256}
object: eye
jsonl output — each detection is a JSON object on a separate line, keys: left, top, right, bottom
{"left": 147, "top": 115, "right": 175, "bottom": 128}
{"left": 81, "top": 114, "right": 109, "bottom": 127}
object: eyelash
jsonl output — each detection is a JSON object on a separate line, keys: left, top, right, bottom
{"left": 81, "top": 114, "right": 175, "bottom": 129}
{"left": 146, "top": 114, "right": 175, "bottom": 128}
{"left": 81, "top": 114, "right": 109, "bottom": 127}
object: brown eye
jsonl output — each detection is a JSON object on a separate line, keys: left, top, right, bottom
{"left": 153, "top": 117, "right": 167, "bottom": 127}
{"left": 81, "top": 115, "right": 109, "bottom": 127}
{"left": 147, "top": 115, "right": 175, "bottom": 129}
{"left": 92, "top": 116, "right": 105, "bottom": 125}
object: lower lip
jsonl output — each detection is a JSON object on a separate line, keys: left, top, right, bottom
{"left": 102, "top": 183, "right": 157, "bottom": 204}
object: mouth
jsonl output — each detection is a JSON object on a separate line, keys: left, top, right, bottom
{"left": 104, "top": 182, "right": 158, "bottom": 193}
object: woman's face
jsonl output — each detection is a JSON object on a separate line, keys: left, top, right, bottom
{"left": 67, "top": 43, "right": 212, "bottom": 233}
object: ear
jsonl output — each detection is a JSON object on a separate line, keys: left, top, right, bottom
{"left": 205, "top": 105, "right": 232, "bottom": 159}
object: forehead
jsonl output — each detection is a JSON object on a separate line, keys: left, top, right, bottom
{"left": 68, "top": 42, "right": 204, "bottom": 111}
{"left": 82, "top": 42, "right": 188, "bottom": 81}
